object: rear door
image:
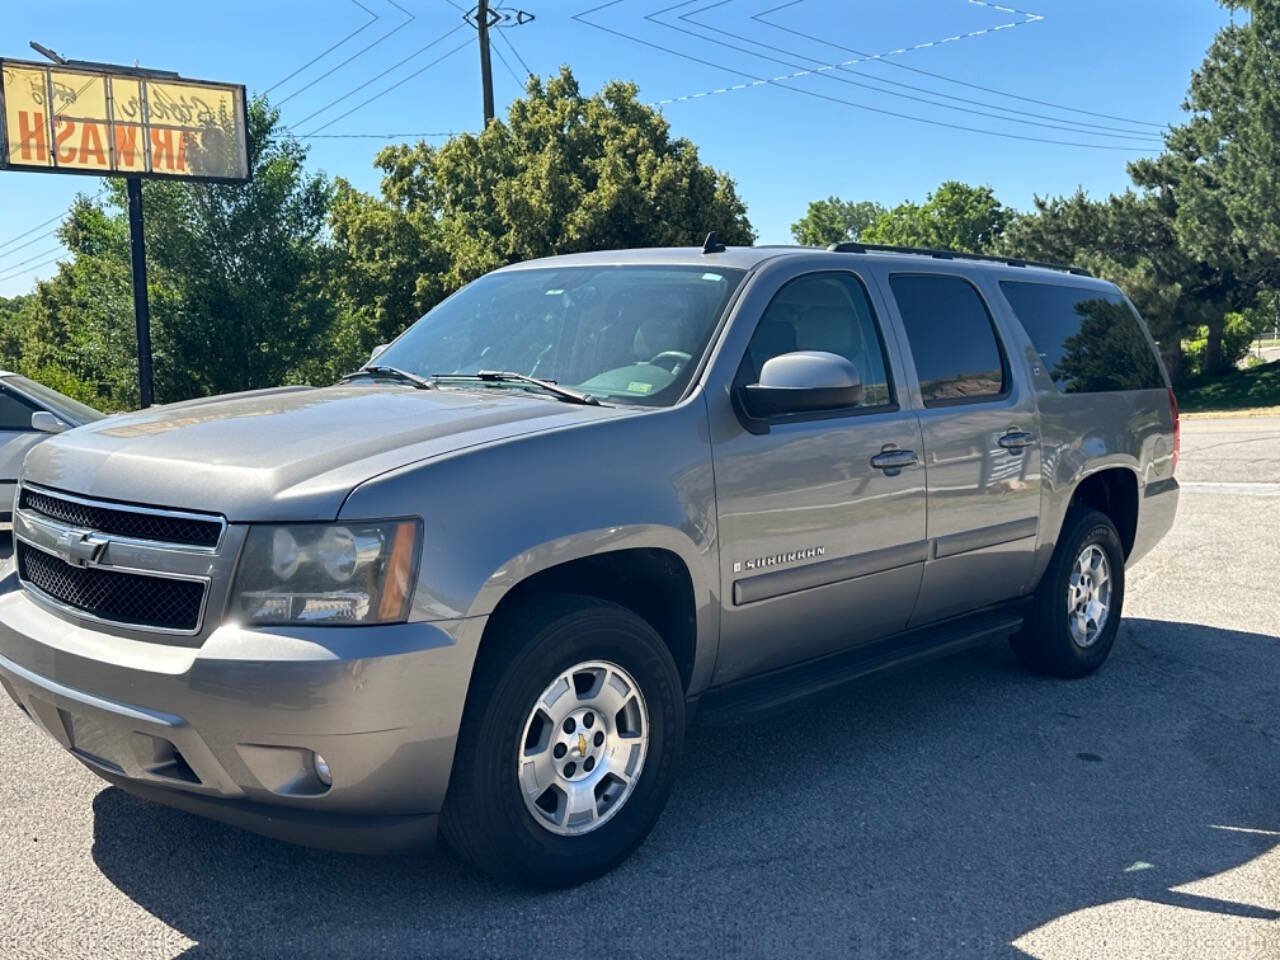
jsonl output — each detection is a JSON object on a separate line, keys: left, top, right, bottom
{"left": 708, "top": 266, "right": 928, "bottom": 684}
{"left": 880, "top": 272, "right": 1041, "bottom": 626}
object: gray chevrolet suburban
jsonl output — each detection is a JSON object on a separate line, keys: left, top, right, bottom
{"left": 0, "top": 240, "right": 1179, "bottom": 887}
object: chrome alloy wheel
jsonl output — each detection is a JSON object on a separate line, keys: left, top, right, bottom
{"left": 517, "top": 660, "right": 649, "bottom": 836}
{"left": 1067, "top": 544, "right": 1112, "bottom": 648}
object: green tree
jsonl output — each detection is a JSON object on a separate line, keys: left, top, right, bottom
{"left": 0, "top": 293, "right": 30, "bottom": 365}
{"left": 2, "top": 101, "right": 336, "bottom": 409}
{"left": 1003, "top": 188, "right": 1241, "bottom": 383}
{"left": 0, "top": 197, "right": 138, "bottom": 407}
{"left": 861, "top": 181, "right": 1011, "bottom": 253}
{"left": 1128, "top": 0, "right": 1280, "bottom": 375}
{"left": 129, "top": 101, "right": 337, "bottom": 399}
{"left": 790, "top": 197, "right": 884, "bottom": 246}
{"left": 329, "top": 67, "right": 755, "bottom": 358}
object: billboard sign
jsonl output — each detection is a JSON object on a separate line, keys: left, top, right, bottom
{"left": 0, "top": 58, "right": 249, "bottom": 182}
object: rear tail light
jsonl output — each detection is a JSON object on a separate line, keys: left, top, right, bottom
{"left": 1169, "top": 387, "right": 1180, "bottom": 473}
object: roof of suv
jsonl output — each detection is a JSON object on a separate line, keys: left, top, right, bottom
{"left": 499, "top": 244, "right": 1110, "bottom": 288}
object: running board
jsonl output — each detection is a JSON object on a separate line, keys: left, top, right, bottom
{"left": 696, "top": 606, "right": 1026, "bottom": 724}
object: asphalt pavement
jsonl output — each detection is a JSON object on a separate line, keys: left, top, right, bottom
{"left": 1, "top": 417, "right": 1278, "bottom": 959}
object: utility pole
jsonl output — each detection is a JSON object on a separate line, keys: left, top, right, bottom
{"left": 464, "top": 3, "right": 535, "bottom": 127}
{"left": 126, "top": 178, "right": 155, "bottom": 408}
{"left": 477, "top": 0, "right": 495, "bottom": 124}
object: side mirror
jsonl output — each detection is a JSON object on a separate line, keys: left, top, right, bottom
{"left": 31, "top": 411, "right": 68, "bottom": 434}
{"left": 742, "top": 351, "right": 862, "bottom": 418}
{"left": 369, "top": 343, "right": 390, "bottom": 363}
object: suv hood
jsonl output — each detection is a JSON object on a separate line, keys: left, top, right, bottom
{"left": 20, "top": 384, "right": 628, "bottom": 521}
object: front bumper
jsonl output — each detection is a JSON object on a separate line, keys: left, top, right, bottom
{"left": 0, "top": 570, "right": 485, "bottom": 853}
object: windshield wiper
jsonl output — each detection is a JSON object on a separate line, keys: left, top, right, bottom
{"left": 340, "top": 365, "right": 435, "bottom": 390}
{"left": 431, "top": 370, "right": 601, "bottom": 406}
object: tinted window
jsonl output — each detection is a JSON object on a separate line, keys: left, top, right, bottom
{"left": 889, "top": 275, "right": 1006, "bottom": 406}
{"left": 742, "top": 272, "right": 893, "bottom": 409}
{"left": 0, "top": 386, "right": 37, "bottom": 431}
{"left": 1000, "top": 281, "right": 1164, "bottom": 393}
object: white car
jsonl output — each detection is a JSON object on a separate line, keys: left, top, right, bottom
{"left": 0, "top": 372, "right": 102, "bottom": 530}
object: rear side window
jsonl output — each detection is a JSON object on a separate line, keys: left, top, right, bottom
{"left": 0, "top": 387, "right": 37, "bottom": 431}
{"left": 999, "top": 281, "right": 1164, "bottom": 393}
{"left": 888, "top": 274, "right": 1006, "bottom": 407}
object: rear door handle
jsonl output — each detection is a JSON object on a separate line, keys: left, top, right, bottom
{"left": 870, "top": 449, "right": 919, "bottom": 474}
{"left": 998, "top": 430, "right": 1036, "bottom": 451}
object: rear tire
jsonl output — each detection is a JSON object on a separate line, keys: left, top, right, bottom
{"left": 441, "top": 595, "right": 684, "bottom": 887}
{"left": 1011, "top": 508, "right": 1125, "bottom": 678}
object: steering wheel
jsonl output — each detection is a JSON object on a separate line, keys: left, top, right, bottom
{"left": 646, "top": 351, "right": 693, "bottom": 373}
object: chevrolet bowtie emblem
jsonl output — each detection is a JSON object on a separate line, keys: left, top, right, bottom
{"left": 577, "top": 733, "right": 588, "bottom": 756}
{"left": 55, "top": 530, "right": 108, "bottom": 568}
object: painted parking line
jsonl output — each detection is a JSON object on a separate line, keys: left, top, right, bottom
{"left": 1179, "top": 481, "right": 1280, "bottom": 496}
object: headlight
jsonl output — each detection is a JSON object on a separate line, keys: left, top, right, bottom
{"left": 229, "top": 520, "right": 420, "bottom": 625}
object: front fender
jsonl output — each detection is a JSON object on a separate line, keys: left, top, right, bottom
{"left": 339, "top": 397, "right": 722, "bottom": 693}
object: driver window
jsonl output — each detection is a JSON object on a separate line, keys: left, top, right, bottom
{"left": 0, "top": 387, "right": 38, "bottom": 431}
{"left": 741, "top": 272, "right": 893, "bottom": 408}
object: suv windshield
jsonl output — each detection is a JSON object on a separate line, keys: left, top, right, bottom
{"left": 373, "top": 265, "right": 747, "bottom": 405}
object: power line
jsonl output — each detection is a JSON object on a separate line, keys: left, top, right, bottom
{"left": 0, "top": 229, "right": 58, "bottom": 265}
{"left": 263, "top": 0, "right": 381, "bottom": 95}
{"left": 753, "top": 0, "right": 1168, "bottom": 129}
{"left": 647, "top": 0, "right": 1160, "bottom": 143}
{"left": 301, "top": 32, "right": 474, "bottom": 135}
{"left": 490, "top": 36, "right": 527, "bottom": 91}
{"left": 497, "top": 28, "right": 535, "bottom": 79}
{"left": 0, "top": 250, "right": 64, "bottom": 286}
{"left": 494, "top": 3, "right": 537, "bottom": 76}
{"left": 571, "top": 2, "right": 1154, "bottom": 151}
{"left": 275, "top": 0, "right": 417, "bottom": 108}
{"left": 0, "top": 188, "right": 106, "bottom": 258}
{"left": 0, "top": 210, "right": 70, "bottom": 255}
{"left": 290, "top": 23, "right": 469, "bottom": 131}
{"left": 678, "top": 0, "right": 1163, "bottom": 139}
{"left": 299, "top": 131, "right": 460, "bottom": 138}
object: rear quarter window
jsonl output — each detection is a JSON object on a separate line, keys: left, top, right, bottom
{"left": 999, "top": 281, "right": 1164, "bottom": 393}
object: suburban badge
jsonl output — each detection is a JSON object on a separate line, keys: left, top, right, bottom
{"left": 733, "top": 546, "right": 825, "bottom": 574}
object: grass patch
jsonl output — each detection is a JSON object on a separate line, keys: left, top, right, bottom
{"left": 1178, "top": 359, "right": 1280, "bottom": 413}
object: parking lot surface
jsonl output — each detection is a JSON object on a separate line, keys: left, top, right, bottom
{"left": 1, "top": 416, "right": 1278, "bottom": 959}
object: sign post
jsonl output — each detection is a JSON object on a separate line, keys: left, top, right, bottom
{"left": 125, "top": 177, "right": 153, "bottom": 408}
{"left": 0, "top": 52, "right": 250, "bottom": 408}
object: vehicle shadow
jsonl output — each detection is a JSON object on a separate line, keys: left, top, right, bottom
{"left": 89, "top": 617, "right": 1280, "bottom": 958}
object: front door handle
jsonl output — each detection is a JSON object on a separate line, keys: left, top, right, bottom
{"left": 870, "top": 449, "right": 919, "bottom": 474}
{"left": 998, "top": 430, "right": 1036, "bottom": 452}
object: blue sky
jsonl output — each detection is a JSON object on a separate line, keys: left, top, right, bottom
{"left": 0, "top": 0, "right": 1233, "bottom": 297}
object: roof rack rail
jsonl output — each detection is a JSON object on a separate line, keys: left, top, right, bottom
{"left": 824, "top": 241, "right": 1092, "bottom": 277}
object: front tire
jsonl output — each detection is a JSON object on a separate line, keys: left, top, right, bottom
{"left": 1011, "top": 508, "right": 1125, "bottom": 678}
{"left": 441, "top": 595, "right": 684, "bottom": 887}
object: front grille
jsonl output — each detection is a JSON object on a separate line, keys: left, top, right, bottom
{"left": 19, "top": 488, "right": 222, "bottom": 548}
{"left": 17, "top": 543, "right": 205, "bottom": 631}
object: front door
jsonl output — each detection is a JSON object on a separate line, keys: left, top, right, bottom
{"left": 709, "top": 269, "right": 928, "bottom": 685}
{"left": 880, "top": 272, "right": 1041, "bottom": 626}
{"left": 0, "top": 385, "right": 42, "bottom": 518}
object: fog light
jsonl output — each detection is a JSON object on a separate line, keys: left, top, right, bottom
{"left": 313, "top": 752, "right": 333, "bottom": 787}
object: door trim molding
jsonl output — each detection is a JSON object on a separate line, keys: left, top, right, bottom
{"left": 932, "top": 517, "right": 1038, "bottom": 560}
